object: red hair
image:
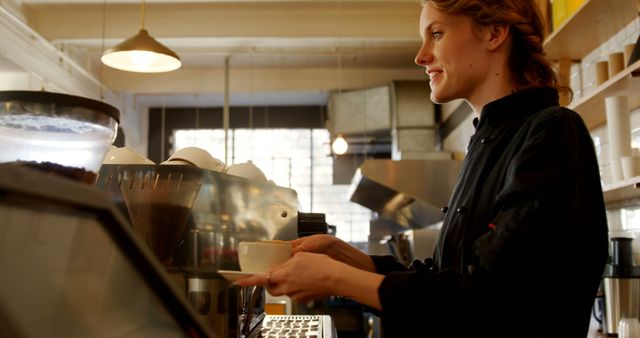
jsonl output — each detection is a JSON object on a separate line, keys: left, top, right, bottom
{"left": 424, "top": 0, "right": 571, "bottom": 97}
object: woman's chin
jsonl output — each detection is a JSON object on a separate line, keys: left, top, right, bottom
{"left": 430, "top": 92, "right": 449, "bottom": 104}
{"left": 430, "top": 87, "right": 461, "bottom": 104}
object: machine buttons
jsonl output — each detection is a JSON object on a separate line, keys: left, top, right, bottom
{"left": 260, "top": 315, "right": 328, "bottom": 338}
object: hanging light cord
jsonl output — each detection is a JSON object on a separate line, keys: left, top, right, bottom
{"left": 99, "top": 0, "right": 107, "bottom": 100}
{"left": 140, "top": 0, "right": 146, "bottom": 29}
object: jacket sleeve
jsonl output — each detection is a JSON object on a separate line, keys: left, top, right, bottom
{"left": 370, "top": 255, "right": 409, "bottom": 274}
{"left": 372, "top": 254, "right": 474, "bottom": 335}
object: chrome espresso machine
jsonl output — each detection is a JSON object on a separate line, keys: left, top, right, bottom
{"left": 96, "top": 163, "right": 299, "bottom": 338}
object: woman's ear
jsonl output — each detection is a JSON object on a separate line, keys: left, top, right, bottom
{"left": 486, "top": 24, "right": 510, "bottom": 52}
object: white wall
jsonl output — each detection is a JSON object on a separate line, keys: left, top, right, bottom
{"left": 0, "top": 72, "right": 28, "bottom": 89}
{"left": 0, "top": 71, "right": 67, "bottom": 92}
{"left": 0, "top": 5, "right": 125, "bottom": 116}
{"left": 121, "top": 94, "right": 148, "bottom": 157}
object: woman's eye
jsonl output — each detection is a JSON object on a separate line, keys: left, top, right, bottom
{"left": 432, "top": 31, "right": 442, "bottom": 39}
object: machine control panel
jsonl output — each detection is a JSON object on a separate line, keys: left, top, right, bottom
{"left": 258, "top": 315, "right": 335, "bottom": 338}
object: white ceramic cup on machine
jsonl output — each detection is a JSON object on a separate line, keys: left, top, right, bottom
{"left": 238, "top": 241, "right": 291, "bottom": 274}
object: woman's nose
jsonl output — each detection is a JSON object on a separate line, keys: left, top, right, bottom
{"left": 415, "top": 44, "right": 432, "bottom": 66}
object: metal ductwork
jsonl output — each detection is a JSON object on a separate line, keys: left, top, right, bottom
{"left": 349, "top": 158, "right": 461, "bottom": 235}
{"left": 342, "top": 81, "right": 463, "bottom": 238}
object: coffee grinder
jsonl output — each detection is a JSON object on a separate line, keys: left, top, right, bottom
{"left": 118, "top": 165, "right": 203, "bottom": 266}
{"left": 97, "top": 164, "right": 299, "bottom": 337}
{"left": 603, "top": 237, "right": 640, "bottom": 336}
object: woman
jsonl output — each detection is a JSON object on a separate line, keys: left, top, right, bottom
{"left": 238, "top": 1, "right": 609, "bottom": 336}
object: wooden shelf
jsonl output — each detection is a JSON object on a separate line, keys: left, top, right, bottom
{"left": 603, "top": 175, "right": 640, "bottom": 205}
{"left": 546, "top": 1, "right": 640, "bottom": 206}
{"left": 543, "top": 0, "right": 637, "bottom": 61}
{"left": 569, "top": 59, "right": 640, "bottom": 129}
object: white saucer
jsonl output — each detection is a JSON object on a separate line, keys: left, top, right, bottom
{"left": 217, "top": 270, "right": 265, "bottom": 282}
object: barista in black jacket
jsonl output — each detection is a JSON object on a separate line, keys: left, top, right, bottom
{"left": 238, "top": 1, "right": 609, "bottom": 337}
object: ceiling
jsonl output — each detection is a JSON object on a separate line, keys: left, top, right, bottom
{"left": 9, "top": 0, "right": 426, "bottom": 106}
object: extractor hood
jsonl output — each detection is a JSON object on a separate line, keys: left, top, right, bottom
{"left": 349, "top": 158, "right": 462, "bottom": 230}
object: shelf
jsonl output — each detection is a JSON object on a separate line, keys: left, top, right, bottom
{"left": 543, "top": 0, "right": 637, "bottom": 61}
{"left": 603, "top": 175, "right": 640, "bottom": 205}
{"left": 569, "top": 59, "right": 640, "bottom": 129}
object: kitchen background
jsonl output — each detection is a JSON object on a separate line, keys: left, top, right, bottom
{"left": 0, "top": 0, "right": 639, "bottom": 261}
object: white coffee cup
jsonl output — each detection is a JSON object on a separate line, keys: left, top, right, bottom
{"left": 238, "top": 241, "right": 291, "bottom": 273}
{"left": 226, "top": 160, "right": 268, "bottom": 182}
{"left": 165, "top": 147, "right": 226, "bottom": 172}
{"left": 103, "top": 146, "right": 155, "bottom": 164}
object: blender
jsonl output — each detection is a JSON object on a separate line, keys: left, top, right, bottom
{"left": 603, "top": 237, "right": 640, "bottom": 336}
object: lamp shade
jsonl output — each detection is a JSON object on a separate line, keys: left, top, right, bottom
{"left": 101, "top": 29, "right": 181, "bottom": 73}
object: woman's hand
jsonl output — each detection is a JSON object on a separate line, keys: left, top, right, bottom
{"left": 235, "top": 252, "right": 384, "bottom": 310}
{"left": 291, "top": 235, "right": 376, "bottom": 272}
{"left": 250, "top": 252, "right": 341, "bottom": 302}
{"left": 235, "top": 252, "right": 341, "bottom": 302}
{"left": 290, "top": 234, "right": 339, "bottom": 255}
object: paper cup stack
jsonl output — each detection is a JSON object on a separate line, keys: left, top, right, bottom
{"left": 606, "top": 96, "right": 632, "bottom": 182}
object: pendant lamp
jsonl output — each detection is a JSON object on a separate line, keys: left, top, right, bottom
{"left": 331, "top": 135, "right": 348, "bottom": 155}
{"left": 101, "top": 0, "right": 181, "bottom": 73}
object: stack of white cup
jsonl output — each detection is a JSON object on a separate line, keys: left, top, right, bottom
{"left": 606, "top": 96, "right": 633, "bottom": 182}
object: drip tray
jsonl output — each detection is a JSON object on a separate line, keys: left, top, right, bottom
{"left": 257, "top": 315, "right": 336, "bottom": 338}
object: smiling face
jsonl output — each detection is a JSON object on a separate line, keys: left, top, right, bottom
{"left": 415, "top": 5, "right": 494, "bottom": 105}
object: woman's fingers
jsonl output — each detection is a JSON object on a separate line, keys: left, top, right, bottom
{"left": 235, "top": 258, "right": 293, "bottom": 287}
{"left": 267, "top": 279, "right": 323, "bottom": 301}
{"left": 290, "top": 234, "right": 335, "bottom": 255}
{"left": 290, "top": 238, "right": 309, "bottom": 254}
{"left": 234, "top": 273, "right": 270, "bottom": 287}
{"left": 291, "top": 244, "right": 306, "bottom": 255}
{"left": 236, "top": 252, "right": 339, "bottom": 302}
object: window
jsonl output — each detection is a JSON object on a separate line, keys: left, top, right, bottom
{"left": 173, "top": 128, "right": 371, "bottom": 244}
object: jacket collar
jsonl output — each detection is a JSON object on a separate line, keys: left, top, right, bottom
{"left": 473, "top": 87, "right": 559, "bottom": 131}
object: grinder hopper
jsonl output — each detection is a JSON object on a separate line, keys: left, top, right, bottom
{"left": 101, "top": 164, "right": 203, "bottom": 266}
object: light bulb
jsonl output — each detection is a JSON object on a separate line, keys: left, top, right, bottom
{"left": 131, "top": 51, "right": 155, "bottom": 69}
{"left": 332, "top": 135, "right": 348, "bottom": 155}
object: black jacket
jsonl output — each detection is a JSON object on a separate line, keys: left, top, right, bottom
{"left": 371, "top": 88, "right": 609, "bottom": 337}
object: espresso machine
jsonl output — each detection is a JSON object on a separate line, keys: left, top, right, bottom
{"left": 96, "top": 163, "right": 299, "bottom": 337}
